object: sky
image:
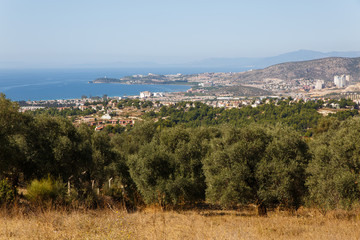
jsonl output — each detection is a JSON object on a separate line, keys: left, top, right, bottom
{"left": 1, "top": 0, "right": 360, "bottom": 67}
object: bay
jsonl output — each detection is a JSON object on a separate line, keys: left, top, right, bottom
{"left": 0, "top": 67, "right": 245, "bottom": 101}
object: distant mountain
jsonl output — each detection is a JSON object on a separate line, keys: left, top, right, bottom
{"left": 231, "top": 57, "right": 360, "bottom": 83}
{"left": 4, "top": 50, "right": 359, "bottom": 69}
{"left": 186, "top": 50, "right": 360, "bottom": 69}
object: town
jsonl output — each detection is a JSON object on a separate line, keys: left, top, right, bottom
{"left": 18, "top": 74, "right": 360, "bottom": 132}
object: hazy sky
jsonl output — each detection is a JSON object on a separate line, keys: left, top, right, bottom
{"left": 1, "top": 0, "right": 360, "bottom": 67}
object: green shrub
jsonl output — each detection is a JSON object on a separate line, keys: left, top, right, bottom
{"left": 26, "top": 177, "right": 66, "bottom": 205}
{"left": 76, "top": 188, "right": 102, "bottom": 209}
{"left": 0, "top": 179, "right": 16, "bottom": 205}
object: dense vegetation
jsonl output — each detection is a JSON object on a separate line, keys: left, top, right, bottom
{"left": 1, "top": 94, "right": 360, "bottom": 215}
{"left": 27, "top": 107, "right": 97, "bottom": 117}
{"left": 145, "top": 99, "right": 357, "bottom": 134}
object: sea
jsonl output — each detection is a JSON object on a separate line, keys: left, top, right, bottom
{"left": 0, "top": 67, "right": 247, "bottom": 101}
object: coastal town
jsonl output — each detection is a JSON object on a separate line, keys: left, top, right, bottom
{"left": 18, "top": 71, "right": 360, "bottom": 132}
{"left": 16, "top": 56, "right": 360, "bottom": 132}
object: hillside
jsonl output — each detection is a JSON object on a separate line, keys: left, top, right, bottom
{"left": 208, "top": 85, "right": 272, "bottom": 96}
{"left": 232, "top": 57, "right": 360, "bottom": 84}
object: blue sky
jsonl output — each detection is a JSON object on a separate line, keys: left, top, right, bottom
{"left": 1, "top": 0, "right": 360, "bottom": 67}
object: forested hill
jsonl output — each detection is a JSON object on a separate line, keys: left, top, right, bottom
{"left": 233, "top": 57, "right": 360, "bottom": 83}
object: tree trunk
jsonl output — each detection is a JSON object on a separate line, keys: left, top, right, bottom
{"left": 257, "top": 203, "right": 267, "bottom": 217}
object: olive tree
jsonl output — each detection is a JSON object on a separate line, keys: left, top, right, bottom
{"left": 256, "top": 126, "right": 309, "bottom": 211}
{"left": 307, "top": 118, "right": 360, "bottom": 212}
{"left": 203, "top": 126, "right": 270, "bottom": 211}
{"left": 203, "top": 125, "right": 309, "bottom": 215}
{"left": 0, "top": 94, "right": 31, "bottom": 185}
{"left": 128, "top": 127, "right": 215, "bottom": 206}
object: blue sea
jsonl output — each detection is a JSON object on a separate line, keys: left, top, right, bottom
{"left": 0, "top": 67, "right": 246, "bottom": 101}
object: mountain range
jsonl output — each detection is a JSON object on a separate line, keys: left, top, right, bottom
{"left": 73, "top": 50, "right": 360, "bottom": 69}
{"left": 186, "top": 50, "right": 360, "bottom": 69}
{"left": 2, "top": 50, "right": 360, "bottom": 70}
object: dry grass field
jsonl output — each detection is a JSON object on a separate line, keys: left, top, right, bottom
{"left": 1, "top": 206, "right": 360, "bottom": 240}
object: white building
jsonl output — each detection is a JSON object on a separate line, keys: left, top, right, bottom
{"left": 334, "top": 75, "right": 349, "bottom": 88}
{"left": 153, "top": 92, "right": 164, "bottom": 97}
{"left": 101, "top": 114, "right": 112, "bottom": 120}
{"left": 199, "top": 81, "right": 214, "bottom": 88}
{"left": 315, "top": 79, "right": 325, "bottom": 90}
{"left": 140, "top": 91, "right": 152, "bottom": 98}
{"left": 346, "top": 75, "right": 351, "bottom": 84}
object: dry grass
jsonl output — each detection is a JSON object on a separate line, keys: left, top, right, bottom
{"left": 1, "top": 206, "right": 360, "bottom": 240}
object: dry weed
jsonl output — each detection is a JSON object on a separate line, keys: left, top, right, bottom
{"left": 0, "top": 207, "right": 360, "bottom": 239}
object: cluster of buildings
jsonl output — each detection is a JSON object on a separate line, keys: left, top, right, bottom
{"left": 76, "top": 110, "right": 137, "bottom": 131}
{"left": 17, "top": 87, "right": 360, "bottom": 133}
{"left": 199, "top": 81, "right": 214, "bottom": 87}
{"left": 260, "top": 75, "right": 353, "bottom": 92}
{"left": 313, "top": 75, "right": 351, "bottom": 90}
{"left": 260, "top": 78, "right": 319, "bottom": 92}
{"left": 334, "top": 75, "right": 351, "bottom": 88}
{"left": 340, "top": 92, "right": 360, "bottom": 102}
{"left": 140, "top": 91, "right": 164, "bottom": 98}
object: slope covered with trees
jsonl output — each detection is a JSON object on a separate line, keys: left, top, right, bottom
{"left": 1, "top": 94, "right": 360, "bottom": 215}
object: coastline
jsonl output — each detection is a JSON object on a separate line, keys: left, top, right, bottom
{"left": 3, "top": 82, "right": 192, "bottom": 102}
{"left": 0, "top": 68, "right": 218, "bottom": 101}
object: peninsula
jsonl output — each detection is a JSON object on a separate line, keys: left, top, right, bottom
{"left": 88, "top": 77, "right": 120, "bottom": 83}
{"left": 90, "top": 73, "right": 197, "bottom": 86}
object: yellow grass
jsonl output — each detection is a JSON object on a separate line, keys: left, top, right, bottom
{"left": 1, "top": 207, "right": 360, "bottom": 239}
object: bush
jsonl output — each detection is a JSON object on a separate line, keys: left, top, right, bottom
{"left": 26, "top": 177, "right": 66, "bottom": 205}
{"left": 103, "top": 179, "right": 126, "bottom": 202}
{"left": 0, "top": 179, "right": 16, "bottom": 206}
{"left": 74, "top": 188, "right": 103, "bottom": 209}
